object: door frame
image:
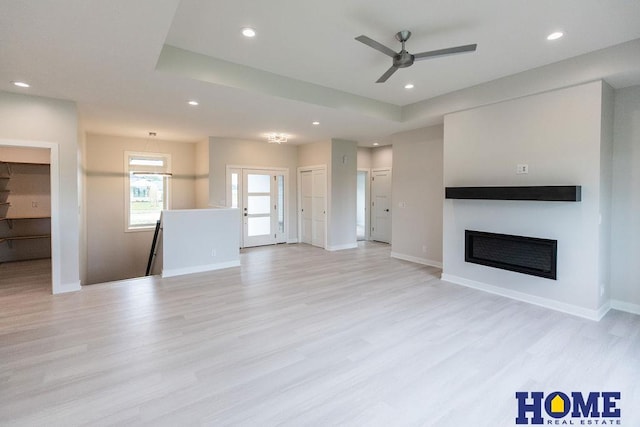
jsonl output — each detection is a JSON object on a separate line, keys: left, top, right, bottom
{"left": 357, "top": 168, "right": 371, "bottom": 241}
{"left": 225, "top": 165, "right": 289, "bottom": 248}
{"left": 297, "top": 165, "right": 327, "bottom": 249}
{"left": 0, "top": 139, "right": 60, "bottom": 294}
{"left": 370, "top": 167, "right": 392, "bottom": 243}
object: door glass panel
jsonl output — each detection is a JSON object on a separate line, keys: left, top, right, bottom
{"left": 248, "top": 195, "right": 271, "bottom": 214}
{"left": 231, "top": 173, "right": 239, "bottom": 208}
{"left": 277, "top": 175, "right": 284, "bottom": 233}
{"left": 248, "top": 216, "right": 270, "bottom": 236}
{"left": 247, "top": 174, "right": 271, "bottom": 193}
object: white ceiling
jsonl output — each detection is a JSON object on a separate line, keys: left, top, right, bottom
{"left": 1, "top": 0, "right": 640, "bottom": 145}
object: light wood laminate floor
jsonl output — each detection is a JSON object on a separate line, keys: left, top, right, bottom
{"left": 1, "top": 243, "right": 638, "bottom": 426}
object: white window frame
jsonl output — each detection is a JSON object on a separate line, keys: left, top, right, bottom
{"left": 124, "top": 151, "right": 171, "bottom": 232}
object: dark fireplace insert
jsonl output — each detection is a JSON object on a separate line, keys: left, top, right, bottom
{"left": 465, "top": 230, "right": 557, "bottom": 280}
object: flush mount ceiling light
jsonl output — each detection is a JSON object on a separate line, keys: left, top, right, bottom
{"left": 242, "top": 27, "right": 256, "bottom": 38}
{"left": 188, "top": 100, "right": 199, "bottom": 106}
{"left": 312, "top": 121, "right": 320, "bottom": 125}
{"left": 267, "top": 133, "right": 287, "bottom": 144}
{"left": 404, "top": 83, "right": 414, "bottom": 89}
{"left": 12, "top": 81, "right": 30, "bottom": 88}
{"left": 373, "top": 142, "right": 380, "bottom": 146}
{"left": 547, "top": 31, "right": 564, "bottom": 41}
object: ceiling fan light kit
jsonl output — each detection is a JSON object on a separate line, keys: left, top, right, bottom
{"left": 355, "top": 30, "right": 478, "bottom": 83}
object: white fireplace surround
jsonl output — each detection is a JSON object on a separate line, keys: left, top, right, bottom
{"left": 442, "top": 81, "right": 614, "bottom": 320}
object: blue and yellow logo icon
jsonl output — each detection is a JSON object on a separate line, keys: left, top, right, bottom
{"left": 515, "top": 391, "right": 621, "bottom": 425}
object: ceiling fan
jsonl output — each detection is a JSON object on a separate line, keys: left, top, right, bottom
{"left": 355, "top": 30, "right": 477, "bottom": 83}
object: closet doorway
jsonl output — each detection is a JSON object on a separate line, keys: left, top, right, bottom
{"left": 0, "top": 140, "right": 60, "bottom": 294}
{"left": 298, "top": 166, "right": 326, "bottom": 248}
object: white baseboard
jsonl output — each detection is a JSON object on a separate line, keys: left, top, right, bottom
{"left": 54, "top": 280, "right": 81, "bottom": 294}
{"left": 610, "top": 300, "right": 640, "bottom": 316}
{"left": 596, "top": 301, "right": 612, "bottom": 321}
{"left": 162, "top": 260, "right": 240, "bottom": 278}
{"left": 441, "top": 273, "right": 608, "bottom": 321}
{"left": 326, "top": 243, "right": 358, "bottom": 251}
{"left": 390, "top": 252, "right": 442, "bottom": 268}
{"left": 287, "top": 238, "right": 299, "bottom": 244}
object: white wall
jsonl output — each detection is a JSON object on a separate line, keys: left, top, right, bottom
{"left": 209, "top": 137, "right": 299, "bottom": 242}
{"left": 442, "top": 81, "right": 610, "bottom": 319}
{"left": 298, "top": 140, "right": 330, "bottom": 168}
{"left": 161, "top": 208, "right": 239, "bottom": 278}
{"left": 391, "top": 125, "right": 443, "bottom": 267}
{"left": 372, "top": 145, "right": 392, "bottom": 169}
{"left": 611, "top": 85, "right": 640, "bottom": 312}
{"left": 357, "top": 147, "right": 372, "bottom": 169}
{"left": 78, "top": 129, "right": 88, "bottom": 284}
{"left": 0, "top": 91, "right": 80, "bottom": 293}
{"left": 85, "top": 133, "right": 196, "bottom": 284}
{"left": 0, "top": 146, "right": 50, "bottom": 163}
{"left": 328, "top": 139, "right": 357, "bottom": 250}
{"left": 598, "top": 83, "right": 614, "bottom": 308}
{"left": 195, "top": 139, "right": 209, "bottom": 208}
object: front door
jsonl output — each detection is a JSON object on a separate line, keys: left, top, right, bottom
{"left": 371, "top": 168, "right": 391, "bottom": 243}
{"left": 241, "top": 169, "right": 286, "bottom": 248}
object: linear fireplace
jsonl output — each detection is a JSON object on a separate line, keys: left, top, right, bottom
{"left": 465, "top": 230, "right": 557, "bottom": 280}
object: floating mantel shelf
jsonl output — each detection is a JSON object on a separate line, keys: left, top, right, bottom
{"left": 445, "top": 185, "right": 581, "bottom": 202}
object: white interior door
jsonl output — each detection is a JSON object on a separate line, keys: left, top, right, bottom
{"left": 371, "top": 168, "right": 391, "bottom": 243}
{"left": 356, "top": 169, "right": 369, "bottom": 240}
{"left": 312, "top": 169, "right": 326, "bottom": 248}
{"left": 241, "top": 169, "right": 286, "bottom": 248}
{"left": 301, "top": 171, "right": 313, "bottom": 244}
{"left": 299, "top": 168, "right": 326, "bottom": 248}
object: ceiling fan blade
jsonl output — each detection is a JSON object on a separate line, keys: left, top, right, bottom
{"left": 413, "top": 43, "right": 477, "bottom": 61}
{"left": 376, "top": 66, "right": 398, "bottom": 83}
{"left": 355, "top": 35, "right": 397, "bottom": 58}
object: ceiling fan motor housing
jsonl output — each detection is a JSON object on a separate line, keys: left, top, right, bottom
{"left": 394, "top": 51, "right": 414, "bottom": 68}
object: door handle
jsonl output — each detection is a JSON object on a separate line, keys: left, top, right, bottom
{"left": 244, "top": 213, "right": 248, "bottom": 216}
{"left": 385, "top": 209, "right": 390, "bottom": 212}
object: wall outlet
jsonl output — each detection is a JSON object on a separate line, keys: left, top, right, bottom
{"left": 422, "top": 245, "right": 427, "bottom": 253}
{"left": 211, "top": 249, "right": 217, "bottom": 257}
{"left": 516, "top": 164, "right": 529, "bottom": 174}
{"left": 600, "top": 284, "right": 605, "bottom": 297}
{"left": 32, "top": 201, "right": 38, "bottom": 208}
{"left": 399, "top": 201, "right": 406, "bottom": 208}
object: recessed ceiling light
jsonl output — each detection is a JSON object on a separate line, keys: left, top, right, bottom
{"left": 404, "top": 83, "right": 414, "bottom": 89}
{"left": 188, "top": 100, "right": 199, "bottom": 106}
{"left": 312, "top": 121, "right": 320, "bottom": 125}
{"left": 547, "top": 31, "right": 563, "bottom": 41}
{"left": 12, "top": 81, "right": 30, "bottom": 88}
{"left": 373, "top": 142, "right": 380, "bottom": 146}
{"left": 242, "top": 27, "right": 256, "bottom": 38}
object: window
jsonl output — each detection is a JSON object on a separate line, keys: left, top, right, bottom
{"left": 125, "top": 152, "right": 171, "bottom": 231}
